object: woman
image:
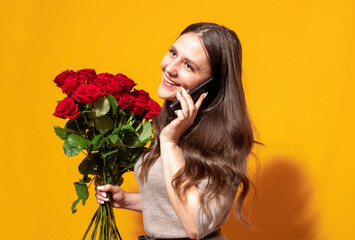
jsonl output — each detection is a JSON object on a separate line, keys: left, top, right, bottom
{"left": 95, "top": 22, "right": 258, "bottom": 240}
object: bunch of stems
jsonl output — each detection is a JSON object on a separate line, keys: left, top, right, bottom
{"left": 82, "top": 154, "right": 123, "bottom": 240}
{"left": 82, "top": 200, "right": 122, "bottom": 240}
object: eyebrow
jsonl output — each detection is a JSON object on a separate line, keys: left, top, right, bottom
{"left": 171, "top": 45, "right": 201, "bottom": 71}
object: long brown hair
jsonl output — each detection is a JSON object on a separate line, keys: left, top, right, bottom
{"left": 139, "top": 22, "right": 259, "bottom": 227}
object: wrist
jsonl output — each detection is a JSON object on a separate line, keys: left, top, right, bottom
{"left": 120, "top": 190, "right": 130, "bottom": 209}
{"left": 160, "top": 136, "right": 179, "bottom": 148}
{"left": 160, "top": 133, "right": 179, "bottom": 145}
{"left": 122, "top": 192, "right": 142, "bottom": 212}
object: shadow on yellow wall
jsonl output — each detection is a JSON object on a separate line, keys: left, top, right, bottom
{"left": 223, "top": 157, "right": 320, "bottom": 240}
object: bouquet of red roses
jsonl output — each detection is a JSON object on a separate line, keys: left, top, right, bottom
{"left": 53, "top": 69, "right": 160, "bottom": 240}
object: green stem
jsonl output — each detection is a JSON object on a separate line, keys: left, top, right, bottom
{"left": 104, "top": 203, "right": 109, "bottom": 240}
{"left": 103, "top": 158, "right": 107, "bottom": 184}
{"left": 82, "top": 209, "right": 98, "bottom": 240}
{"left": 91, "top": 205, "right": 102, "bottom": 240}
{"left": 106, "top": 202, "right": 117, "bottom": 240}
{"left": 118, "top": 111, "right": 123, "bottom": 129}
{"left": 99, "top": 205, "right": 106, "bottom": 240}
{"left": 112, "top": 151, "right": 119, "bottom": 169}
{"left": 127, "top": 112, "right": 134, "bottom": 125}
{"left": 74, "top": 118, "right": 84, "bottom": 136}
{"left": 115, "top": 110, "right": 119, "bottom": 129}
{"left": 109, "top": 205, "right": 122, "bottom": 240}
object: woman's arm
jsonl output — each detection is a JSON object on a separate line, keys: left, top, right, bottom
{"left": 160, "top": 141, "right": 200, "bottom": 239}
{"left": 160, "top": 89, "right": 207, "bottom": 239}
{"left": 95, "top": 180, "right": 142, "bottom": 212}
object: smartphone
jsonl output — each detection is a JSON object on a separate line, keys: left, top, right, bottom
{"left": 168, "top": 77, "right": 218, "bottom": 118}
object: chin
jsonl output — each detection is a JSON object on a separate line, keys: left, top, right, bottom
{"left": 158, "top": 85, "right": 177, "bottom": 102}
{"left": 158, "top": 94, "right": 177, "bottom": 102}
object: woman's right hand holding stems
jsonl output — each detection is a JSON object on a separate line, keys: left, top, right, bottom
{"left": 94, "top": 179, "right": 142, "bottom": 212}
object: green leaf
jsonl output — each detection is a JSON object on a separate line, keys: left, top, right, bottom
{"left": 135, "top": 137, "right": 152, "bottom": 148}
{"left": 107, "top": 94, "right": 118, "bottom": 115}
{"left": 54, "top": 126, "right": 68, "bottom": 140}
{"left": 123, "top": 132, "right": 140, "bottom": 147}
{"left": 112, "top": 127, "right": 120, "bottom": 135}
{"left": 92, "top": 134, "right": 103, "bottom": 150}
{"left": 106, "top": 176, "right": 113, "bottom": 184}
{"left": 78, "top": 158, "right": 94, "bottom": 176}
{"left": 101, "top": 149, "right": 118, "bottom": 158}
{"left": 121, "top": 124, "right": 135, "bottom": 132}
{"left": 71, "top": 181, "right": 89, "bottom": 213}
{"left": 108, "top": 134, "right": 119, "bottom": 144}
{"left": 108, "top": 135, "right": 126, "bottom": 147}
{"left": 138, "top": 121, "right": 152, "bottom": 141}
{"left": 68, "top": 134, "right": 92, "bottom": 149}
{"left": 72, "top": 180, "right": 89, "bottom": 211}
{"left": 71, "top": 198, "right": 80, "bottom": 213}
{"left": 95, "top": 115, "right": 114, "bottom": 135}
{"left": 94, "top": 97, "right": 110, "bottom": 117}
{"left": 63, "top": 141, "right": 81, "bottom": 157}
{"left": 97, "top": 137, "right": 107, "bottom": 149}
{"left": 83, "top": 176, "right": 92, "bottom": 183}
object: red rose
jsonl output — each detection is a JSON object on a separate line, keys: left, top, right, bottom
{"left": 103, "top": 81, "right": 124, "bottom": 100}
{"left": 144, "top": 99, "right": 161, "bottom": 119}
{"left": 53, "top": 97, "right": 80, "bottom": 119}
{"left": 103, "top": 75, "right": 137, "bottom": 99}
{"left": 117, "top": 93, "right": 133, "bottom": 109}
{"left": 93, "top": 73, "right": 116, "bottom": 89}
{"left": 118, "top": 92, "right": 148, "bottom": 115}
{"left": 74, "top": 84, "right": 103, "bottom": 103}
{"left": 53, "top": 70, "right": 80, "bottom": 96}
{"left": 76, "top": 69, "right": 97, "bottom": 84}
{"left": 132, "top": 89, "right": 150, "bottom": 99}
{"left": 118, "top": 89, "right": 149, "bottom": 115}
{"left": 54, "top": 70, "right": 74, "bottom": 86}
{"left": 115, "top": 73, "right": 136, "bottom": 93}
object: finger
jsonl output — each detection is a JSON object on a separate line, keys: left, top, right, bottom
{"left": 177, "top": 91, "right": 189, "bottom": 117}
{"left": 182, "top": 88, "right": 195, "bottom": 115}
{"left": 94, "top": 179, "right": 108, "bottom": 194}
{"left": 95, "top": 193, "right": 110, "bottom": 203}
{"left": 96, "top": 184, "right": 115, "bottom": 194}
{"left": 194, "top": 92, "right": 208, "bottom": 113}
{"left": 175, "top": 109, "right": 185, "bottom": 121}
{"left": 95, "top": 189, "right": 108, "bottom": 198}
{"left": 96, "top": 195, "right": 105, "bottom": 204}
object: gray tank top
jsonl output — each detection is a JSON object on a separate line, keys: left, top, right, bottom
{"left": 134, "top": 156, "right": 237, "bottom": 239}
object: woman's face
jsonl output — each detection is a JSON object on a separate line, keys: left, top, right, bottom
{"left": 158, "top": 32, "right": 212, "bottom": 101}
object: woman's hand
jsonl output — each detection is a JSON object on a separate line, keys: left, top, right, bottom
{"left": 94, "top": 179, "right": 142, "bottom": 211}
{"left": 160, "top": 88, "right": 207, "bottom": 144}
{"left": 94, "top": 178, "right": 126, "bottom": 208}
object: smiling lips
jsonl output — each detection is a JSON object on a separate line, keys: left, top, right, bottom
{"left": 164, "top": 76, "right": 180, "bottom": 87}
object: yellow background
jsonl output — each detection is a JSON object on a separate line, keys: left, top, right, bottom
{"left": 0, "top": 0, "right": 354, "bottom": 239}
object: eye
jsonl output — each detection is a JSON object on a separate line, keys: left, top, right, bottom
{"left": 169, "top": 49, "right": 177, "bottom": 57}
{"left": 185, "top": 62, "right": 194, "bottom": 71}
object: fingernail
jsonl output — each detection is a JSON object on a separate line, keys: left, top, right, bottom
{"left": 182, "top": 88, "right": 187, "bottom": 95}
{"left": 97, "top": 186, "right": 104, "bottom": 190}
{"left": 176, "top": 91, "right": 182, "bottom": 97}
{"left": 103, "top": 197, "right": 109, "bottom": 202}
{"left": 102, "top": 192, "right": 107, "bottom": 198}
{"left": 204, "top": 92, "right": 208, "bottom": 98}
{"left": 98, "top": 200, "right": 104, "bottom": 204}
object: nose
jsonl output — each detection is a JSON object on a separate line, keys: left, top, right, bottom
{"left": 165, "top": 59, "right": 178, "bottom": 77}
